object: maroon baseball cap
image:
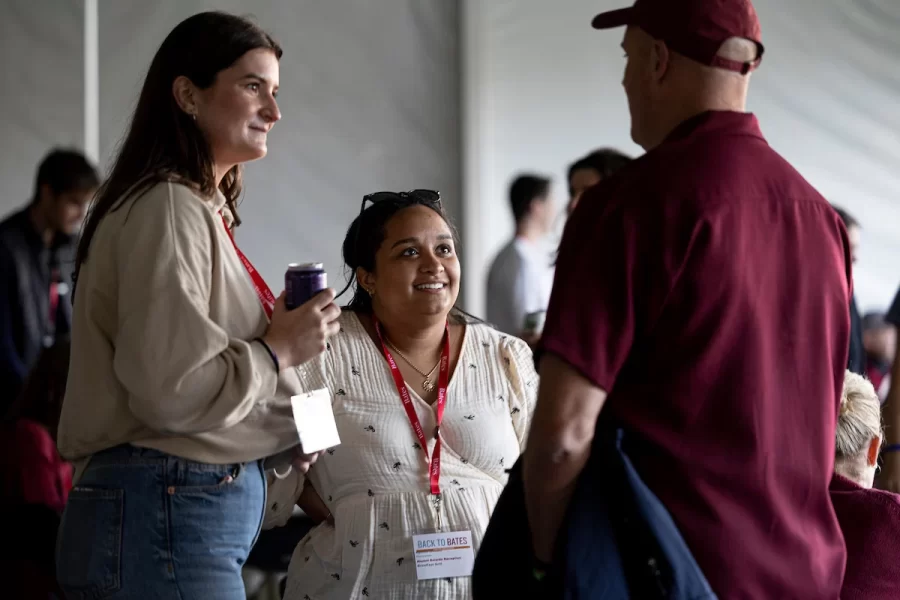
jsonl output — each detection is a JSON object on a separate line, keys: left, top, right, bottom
{"left": 592, "top": 0, "right": 765, "bottom": 74}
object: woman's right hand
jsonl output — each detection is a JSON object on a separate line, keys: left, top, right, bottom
{"left": 263, "top": 289, "right": 341, "bottom": 369}
{"left": 291, "top": 447, "right": 325, "bottom": 475}
{"left": 297, "top": 480, "right": 334, "bottom": 526}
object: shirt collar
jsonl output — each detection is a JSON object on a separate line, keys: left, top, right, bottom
{"left": 830, "top": 473, "right": 865, "bottom": 492}
{"left": 662, "top": 110, "right": 765, "bottom": 146}
{"left": 212, "top": 188, "right": 227, "bottom": 213}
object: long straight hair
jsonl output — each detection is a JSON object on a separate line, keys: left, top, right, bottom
{"left": 74, "top": 11, "right": 281, "bottom": 286}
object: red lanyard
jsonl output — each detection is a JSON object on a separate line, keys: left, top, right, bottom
{"left": 374, "top": 318, "right": 450, "bottom": 497}
{"left": 221, "top": 215, "right": 275, "bottom": 320}
{"left": 48, "top": 269, "right": 60, "bottom": 330}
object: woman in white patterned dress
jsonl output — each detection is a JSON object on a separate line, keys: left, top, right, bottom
{"left": 265, "top": 190, "right": 537, "bottom": 599}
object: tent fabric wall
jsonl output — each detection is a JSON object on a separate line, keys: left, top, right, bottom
{"left": 0, "top": 0, "right": 85, "bottom": 212}
{"left": 98, "top": 0, "right": 461, "bottom": 295}
{"left": 3, "top": 1, "right": 897, "bottom": 317}
{"left": 0, "top": 1, "right": 460, "bottom": 300}
{"left": 462, "top": 0, "right": 900, "bottom": 316}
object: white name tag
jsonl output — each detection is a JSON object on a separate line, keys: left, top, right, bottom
{"left": 412, "top": 530, "right": 475, "bottom": 580}
{"left": 291, "top": 388, "right": 341, "bottom": 453}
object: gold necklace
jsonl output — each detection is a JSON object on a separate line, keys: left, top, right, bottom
{"left": 385, "top": 339, "right": 441, "bottom": 392}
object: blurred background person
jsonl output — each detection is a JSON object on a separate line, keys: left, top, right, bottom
{"left": 833, "top": 205, "right": 865, "bottom": 375}
{"left": 486, "top": 174, "right": 555, "bottom": 344}
{"left": 54, "top": 12, "right": 336, "bottom": 599}
{"left": 0, "top": 149, "right": 98, "bottom": 411}
{"left": 565, "top": 148, "right": 631, "bottom": 215}
{"left": 877, "top": 287, "right": 900, "bottom": 493}
{"left": 862, "top": 311, "right": 896, "bottom": 400}
{"left": 0, "top": 338, "right": 72, "bottom": 599}
{"left": 830, "top": 370, "right": 900, "bottom": 599}
{"left": 265, "top": 190, "right": 537, "bottom": 599}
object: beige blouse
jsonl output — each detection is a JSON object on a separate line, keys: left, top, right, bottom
{"left": 265, "top": 311, "right": 537, "bottom": 599}
{"left": 59, "top": 181, "right": 302, "bottom": 476}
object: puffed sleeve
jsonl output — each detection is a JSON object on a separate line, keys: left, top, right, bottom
{"left": 500, "top": 335, "right": 538, "bottom": 450}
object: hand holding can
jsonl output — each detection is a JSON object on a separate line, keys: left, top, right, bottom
{"left": 262, "top": 263, "right": 340, "bottom": 369}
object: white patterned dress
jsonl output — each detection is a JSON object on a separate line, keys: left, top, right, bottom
{"left": 264, "top": 311, "right": 537, "bottom": 600}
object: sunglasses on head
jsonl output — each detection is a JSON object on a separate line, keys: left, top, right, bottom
{"left": 339, "top": 189, "right": 443, "bottom": 303}
{"left": 360, "top": 189, "right": 441, "bottom": 213}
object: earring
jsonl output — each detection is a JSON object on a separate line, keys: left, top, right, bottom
{"left": 367, "top": 288, "right": 375, "bottom": 298}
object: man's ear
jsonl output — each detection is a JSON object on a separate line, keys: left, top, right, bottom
{"left": 651, "top": 39, "right": 671, "bottom": 83}
{"left": 868, "top": 435, "right": 882, "bottom": 468}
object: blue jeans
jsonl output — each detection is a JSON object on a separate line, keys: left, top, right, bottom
{"left": 56, "top": 445, "right": 266, "bottom": 599}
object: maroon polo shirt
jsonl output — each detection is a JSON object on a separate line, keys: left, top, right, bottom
{"left": 830, "top": 474, "right": 900, "bottom": 599}
{"left": 541, "top": 111, "right": 851, "bottom": 599}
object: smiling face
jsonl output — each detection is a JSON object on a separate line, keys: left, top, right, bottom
{"left": 359, "top": 205, "right": 461, "bottom": 324}
{"left": 188, "top": 48, "right": 282, "bottom": 176}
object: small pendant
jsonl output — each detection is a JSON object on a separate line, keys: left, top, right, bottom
{"left": 422, "top": 378, "right": 436, "bottom": 392}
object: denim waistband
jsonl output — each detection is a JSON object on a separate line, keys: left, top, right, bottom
{"left": 87, "top": 444, "right": 261, "bottom": 469}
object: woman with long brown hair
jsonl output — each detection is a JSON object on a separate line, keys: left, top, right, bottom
{"left": 55, "top": 12, "right": 339, "bottom": 599}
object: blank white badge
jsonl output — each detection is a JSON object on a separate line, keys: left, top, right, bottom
{"left": 290, "top": 388, "right": 341, "bottom": 453}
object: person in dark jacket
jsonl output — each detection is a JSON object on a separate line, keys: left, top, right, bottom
{"left": 0, "top": 149, "right": 98, "bottom": 410}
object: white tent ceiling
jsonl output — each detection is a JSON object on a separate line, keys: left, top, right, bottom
{"left": 462, "top": 0, "right": 900, "bottom": 316}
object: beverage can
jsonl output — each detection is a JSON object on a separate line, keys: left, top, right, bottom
{"left": 286, "top": 263, "right": 327, "bottom": 310}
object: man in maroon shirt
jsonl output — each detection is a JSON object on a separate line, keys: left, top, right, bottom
{"left": 522, "top": 0, "right": 852, "bottom": 598}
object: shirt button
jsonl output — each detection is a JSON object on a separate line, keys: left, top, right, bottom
{"left": 167, "top": 486, "right": 175, "bottom": 495}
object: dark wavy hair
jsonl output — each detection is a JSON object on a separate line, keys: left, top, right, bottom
{"left": 74, "top": 11, "right": 281, "bottom": 286}
{"left": 339, "top": 192, "right": 475, "bottom": 324}
{"left": 567, "top": 148, "right": 632, "bottom": 194}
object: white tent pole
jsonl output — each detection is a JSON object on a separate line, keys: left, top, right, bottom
{"left": 84, "top": 0, "right": 99, "bottom": 164}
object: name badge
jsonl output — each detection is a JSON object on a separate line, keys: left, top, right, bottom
{"left": 291, "top": 388, "right": 341, "bottom": 453}
{"left": 411, "top": 530, "right": 475, "bottom": 580}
